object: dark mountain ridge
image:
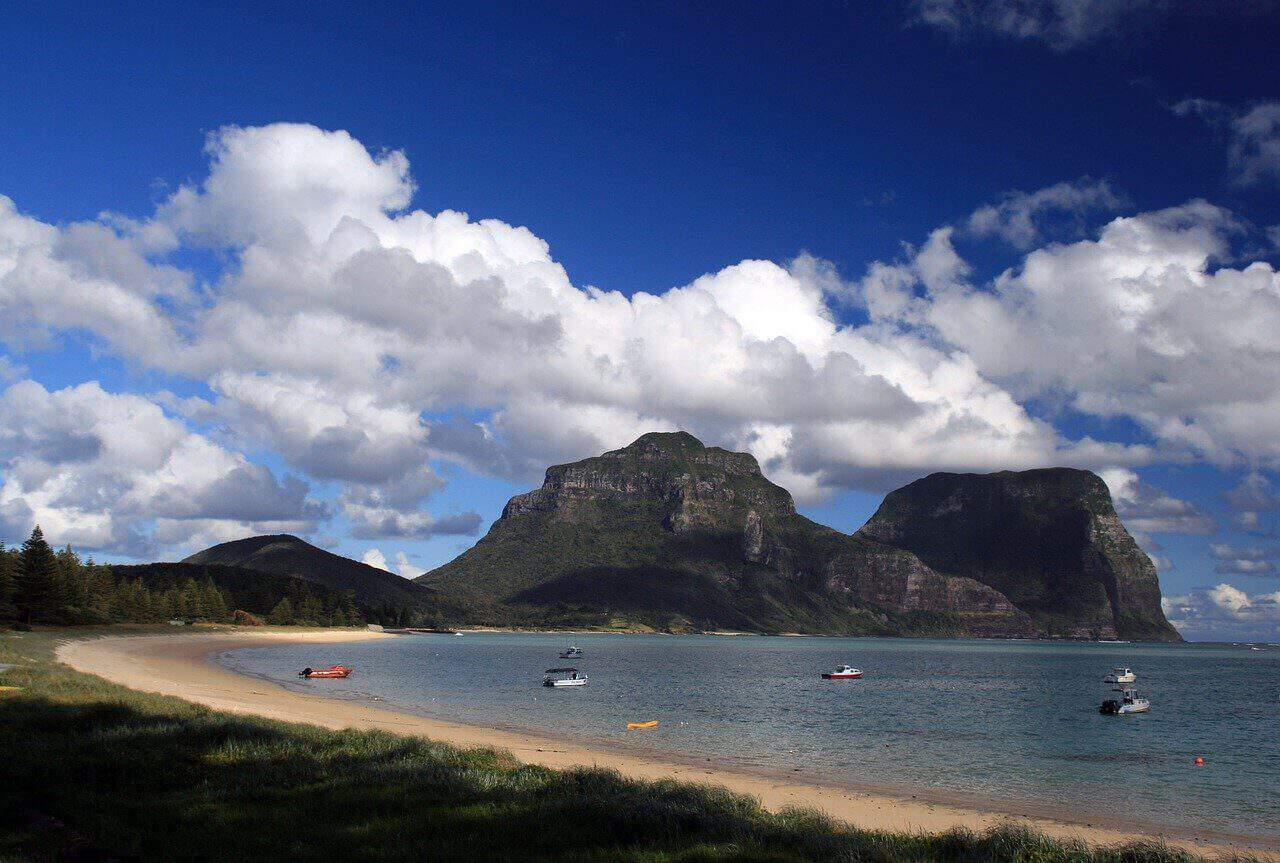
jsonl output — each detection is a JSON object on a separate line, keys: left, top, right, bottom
{"left": 182, "top": 534, "right": 432, "bottom": 609}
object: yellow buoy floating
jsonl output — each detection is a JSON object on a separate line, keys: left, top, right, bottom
{"left": 627, "top": 720, "right": 659, "bottom": 731}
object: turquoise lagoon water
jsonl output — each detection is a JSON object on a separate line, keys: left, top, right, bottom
{"left": 217, "top": 634, "right": 1279, "bottom": 842}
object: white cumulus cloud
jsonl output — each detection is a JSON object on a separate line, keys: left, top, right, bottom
{"left": 1163, "top": 583, "right": 1280, "bottom": 641}
{"left": 0, "top": 379, "right": 322, "bottom": 554}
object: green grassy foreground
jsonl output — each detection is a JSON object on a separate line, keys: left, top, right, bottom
{"left": 0, "top": 630, "right": 1249, "bottom": 863}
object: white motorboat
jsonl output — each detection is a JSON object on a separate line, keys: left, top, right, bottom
{"left": 1100, "top": 686, "right": 1150, "bottom": 714}
{"left": 543, "top": 667, "right": 587, "bottom": 687}
{"left": 1104, "top": 666, "right": 1136, "bottom": 684}
{"left": 822, "top": 665, "right": 864, "bottom": 679}
{"left": 559, "top": 646, "right": 582, "bottom": 659}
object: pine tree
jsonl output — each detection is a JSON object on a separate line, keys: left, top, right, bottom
{"left": 15, "top": 526, "right": 63, "bottom": 623}
{"left": 90, "top": 564, "right": 115, "bottom": 618}
{"left": 268, "top": 597, "right": 295, "bottom": 625}
{"left": 0, "top": 543, "right": 15, "bottom": 619}
{"left": 55, "top": 545, "right": 85, "bottom": 609}
{"left": 202, "top": 580, "right": 229, "bottom": 622}
{"left": 113, "top": 579, "right": 143, "bottom": 622}
{"left": 180, "top": 579, "right": 206, "bottom": 619}
{"left": 156, "top": 587, "right": 178, "bottom": 620}
{"left": 78, "top": 556, "right": 98, "bottom": 618}
{"left": 136, "top": 583, "right": 157, "bottom": 622}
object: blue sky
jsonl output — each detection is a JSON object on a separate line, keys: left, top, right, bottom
{"left": 1, "top": 1, "right": 1278, "bottom": 639}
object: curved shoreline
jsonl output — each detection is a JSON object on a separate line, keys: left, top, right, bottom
{"left": 57, "top": 630, "right": 1276, "bottom": 860}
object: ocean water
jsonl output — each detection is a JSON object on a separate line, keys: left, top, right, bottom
{"left": 216, "top": 634, "right": 1279, "bottom": 842}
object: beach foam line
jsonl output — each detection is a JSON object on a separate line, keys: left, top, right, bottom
{"left": 57, "top": 630, "right": 1278, "bottom": 861}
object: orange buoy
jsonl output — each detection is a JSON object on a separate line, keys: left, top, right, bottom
{"left": 627, "top": 720, "right": 659, "bottom": 731}
{"left": 1194, "top": 756, "right": 1205, "bottom": 766}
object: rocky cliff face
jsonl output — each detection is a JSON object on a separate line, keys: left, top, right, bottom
{"left": 419, "top": 433, "right": 1180, "bottom": 640}
{"left": 502, "top": 431, "right": 794, "bottom": 527}
{"left": 421, "top": 432, "right": 861, "bottom": 633}
{"left": 823, "top": 538, "right": 1037, "bottom": 637}
{"left": 854, "top": 469, "right": 1179, "bottom": 640}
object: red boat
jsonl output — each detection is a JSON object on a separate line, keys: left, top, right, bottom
{"left": 822, "top": 665, "right": 863, "bottom": 679}
{"left": 300, "top": 665, "right": 353, "bottom": 679}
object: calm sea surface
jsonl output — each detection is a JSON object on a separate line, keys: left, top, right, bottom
{"left": 217, "top": 634, "right": 1279, "bottom": 841}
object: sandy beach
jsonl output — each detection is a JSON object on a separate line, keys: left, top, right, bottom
{"left": 57, "top": 629, "right": 1277, "bottom": 861}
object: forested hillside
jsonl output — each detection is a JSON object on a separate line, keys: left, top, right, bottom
{"left": 0, "top": 526, "right": 410, "bottom": 628}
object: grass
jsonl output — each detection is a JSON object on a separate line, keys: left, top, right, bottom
{"left": 0, "top": 629, "right": 1251, "bottom": 863}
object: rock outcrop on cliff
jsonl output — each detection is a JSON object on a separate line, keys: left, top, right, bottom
{"left": 418, "top": 432, "right": 1179, "bottom": 639}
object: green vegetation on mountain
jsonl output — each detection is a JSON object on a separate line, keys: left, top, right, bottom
{"left": 421, "top": 432, "right": 1179, "bottom": 640}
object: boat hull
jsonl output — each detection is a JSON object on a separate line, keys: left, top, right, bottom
{"left": 822, "top": 672, "right": 863, "bottom": 679}
{"left": 301, "top": 666, "right": 352, "bottom": 679}
{"left": 545, "top": 678, "right": 587, "bottom": 687}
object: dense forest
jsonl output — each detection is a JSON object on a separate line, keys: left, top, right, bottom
{"left": 0, "top": 526, "right": 409, "bottom": 628}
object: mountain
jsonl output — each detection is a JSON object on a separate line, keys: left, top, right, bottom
{"left": 182, "top": 534, "right": 431, "bottom": 609}
{"left": 419, "top": 431, "right": 879, "bottom": 633}
{"left": 854, "top": 469, "right": 1180, "bottom": 641}
{"left": 419, "top": 432, "right": 1179, "bottom": 640}
{"left": 112, "top": 562, "right": 365, "bottom": 620}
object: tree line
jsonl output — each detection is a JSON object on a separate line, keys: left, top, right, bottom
{"left": 1, "top": 526, "right": 366, "bottom": 628}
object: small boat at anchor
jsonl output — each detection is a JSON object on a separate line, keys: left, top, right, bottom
{"left": 559, "top": 646, "right": 582, "bottom": 659}
{"left": 822, "top": 665, "right": 864, "bottom": 679}
{"left": 1100, "top": 684, "right": 1150, "bottom": 714}
{"left": 300, "top": 665, "right": 353, "bottom": 679}
{"left": 1100, "top": 667, "right": 1148, "bottom": 714}
{"left": 543, "top": 667, "right": 587, "bottom": 687}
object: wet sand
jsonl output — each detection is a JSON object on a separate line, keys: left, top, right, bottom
{"left": 57, "top": 630, "right": 1276, "bottom": 860}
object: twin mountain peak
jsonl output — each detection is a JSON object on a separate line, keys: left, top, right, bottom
{"left": 185, "top": 432, "right": 1177, "bottom": 639}
{"left": 414, "top": 432, "right": 1179, "bottom": 640}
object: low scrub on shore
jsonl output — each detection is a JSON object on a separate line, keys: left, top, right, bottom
{"left": 0, "top": 630, "right": 1252, "bottom": 863}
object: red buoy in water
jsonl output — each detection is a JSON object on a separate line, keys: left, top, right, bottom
{"left": 1194, "top": 756, "right": 1205, "bottom": 766}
